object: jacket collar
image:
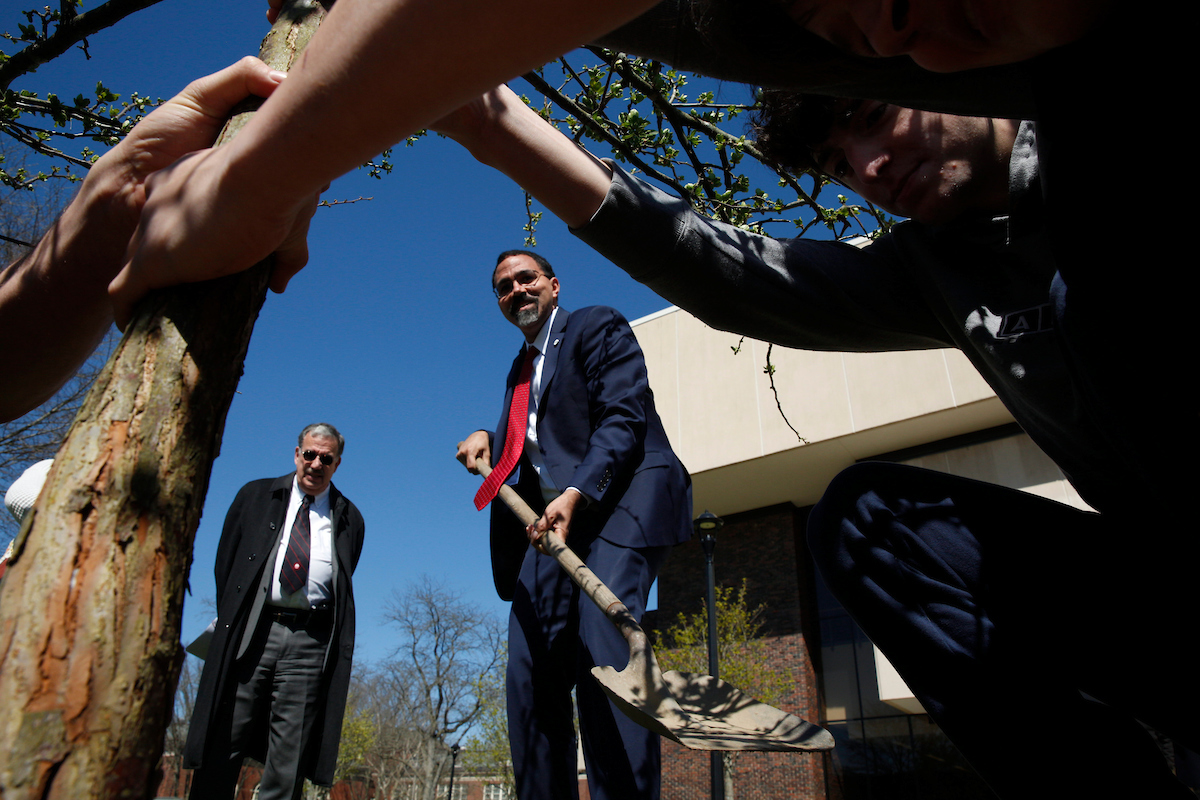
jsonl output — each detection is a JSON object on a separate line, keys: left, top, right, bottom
{"left": 271, "top": 473, "right": 345, "bottom": 530}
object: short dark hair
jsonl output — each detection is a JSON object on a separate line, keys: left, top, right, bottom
{"left": 493, "top": 249, "right": 555, "bottom": 289}
{"left": 750, "top": 89, "right": 853, "bottom": 176}
{"left": 299, "top": 422, "right": 345, "bottom": 455}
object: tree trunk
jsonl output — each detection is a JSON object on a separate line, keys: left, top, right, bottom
{"left": 0, "top": 2, "right": 333, "bottom": 797}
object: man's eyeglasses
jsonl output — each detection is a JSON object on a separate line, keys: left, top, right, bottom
{"left": 302, "top": 450, "right": 336, "bottom": 466}
{"left": 493, "top": 269, "right": 543, "bottom": 299}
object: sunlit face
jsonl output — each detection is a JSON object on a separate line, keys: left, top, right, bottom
{"left": 785, "top": 0, "right": 1111, "bottom": 72}
{"left": 812, "top": 101, "right": 1015, "bottom": 224}
{"left": 294, "top": 433, "right": 340, "bottom": 496}
{"left": 494, "top": 254, "right": 560, "bottom": 340}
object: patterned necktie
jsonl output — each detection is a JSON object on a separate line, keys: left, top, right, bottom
{"left": 281, "top": 493, "right": 315, "bottom": 594}
{"left": 475, "top": 346, "right": 538, "bottom": 510}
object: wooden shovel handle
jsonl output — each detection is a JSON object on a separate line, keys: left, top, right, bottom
{"left": 476, "top": 461, "right": 635, "bottom": 630}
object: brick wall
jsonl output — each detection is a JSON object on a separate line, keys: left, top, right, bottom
{"left": 653, "top": 504, "right": 828, "bottom": 800}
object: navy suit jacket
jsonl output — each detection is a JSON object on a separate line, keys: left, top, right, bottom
{"left": 488, "top": 306, "right": 691, "bottom": 600}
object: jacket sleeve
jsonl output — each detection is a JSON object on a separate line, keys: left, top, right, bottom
{"left": 567, "top": 306, "right": 651, "bottom": 505}
{"left": 573, "top": 163, "right": 951, "bottom": 352}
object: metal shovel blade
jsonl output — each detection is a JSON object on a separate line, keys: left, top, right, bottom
{"left": 473, "top": 462, "right": 834, "bottom": 752}
{"left": 590, "top": 629, "right": 833, "bottom": 752}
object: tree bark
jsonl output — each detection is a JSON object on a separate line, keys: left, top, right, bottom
{"left": 0, "top": 2, "right": 333, "bottom": 797}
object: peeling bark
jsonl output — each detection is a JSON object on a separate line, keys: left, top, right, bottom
{"left": 0, "top": 2, "right": 333, "bottom": 797}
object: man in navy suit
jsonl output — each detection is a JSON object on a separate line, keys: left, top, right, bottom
{"left": 458, "top": 250, "right": 691, "bottom": 800}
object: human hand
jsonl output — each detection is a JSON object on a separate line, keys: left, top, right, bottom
{"left": 456, "top": 431, "right": 492, "bottom": 475}
{"left": 113, "top": 57, "right": 286, "bottom": 183}
{"left": 108, "top": 145, "right": 319, "bottom": 329}
{"left": 528, "top": 488, "right": 584, "bottom": 552}
{"left": 67, "top": 58, "right": 288, "bottom": 282}
{"left": 93, "top": 56, "right": 318, "bottom": 329}
{"left": 267, "top": 0, "right": 283, "bottom": 24}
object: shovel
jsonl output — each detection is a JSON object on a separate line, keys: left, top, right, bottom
{"left": 475, "top": 461, "right": 834, "bottom": 752}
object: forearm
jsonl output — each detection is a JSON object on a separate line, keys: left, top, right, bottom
{"left": 223, "top": 0, "right": 652, "bottom": 213}
{"left": 0, "top": 163, "right": 135, "bottom": 421}
{"left": 441, "top": 86, "right": 613, "bottom": 229}
{"left": 574, "top": 164, "right": 950, "bottom": 351}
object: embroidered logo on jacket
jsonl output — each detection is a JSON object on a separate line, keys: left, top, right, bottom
{"left": 966, "top": 303, "right": 1054, "bottom": 341}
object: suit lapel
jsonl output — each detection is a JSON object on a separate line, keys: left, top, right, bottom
{"left": 238, "top": 475, "right": 291, "bottom": 659}
{"left": 536, "top": 307, "right": 570, "bottom": 420}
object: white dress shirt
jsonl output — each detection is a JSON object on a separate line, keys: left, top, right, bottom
{"left": 523, "top": 307, "right": 589, "bottom": 507}
{"left": 270, "top": 478, "right": 334, "bottom": 609}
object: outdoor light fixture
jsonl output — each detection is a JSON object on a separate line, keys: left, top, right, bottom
{"left": 693, "top": 510, "right": 725, "bottom": 800}
{"left": 445, "top": 742, "right": 461, "bottom": 800}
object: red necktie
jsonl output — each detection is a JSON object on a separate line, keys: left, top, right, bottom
{"left": 280, "top": 493, "right": 315, "bottom": 594}
{"left": 475, "top": 346, "right": 537, "bottom": 510}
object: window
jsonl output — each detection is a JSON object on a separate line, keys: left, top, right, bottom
{"left": 814, "top": 558, "right": 994, "bottom": 799}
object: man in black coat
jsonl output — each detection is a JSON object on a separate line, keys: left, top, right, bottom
{"left": 184, "top": 423, "right": 365, "bottom": 800}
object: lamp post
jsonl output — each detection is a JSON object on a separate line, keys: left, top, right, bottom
{"left": 445, "top": 742, "right": 461, "bottom": 800}
{"left": 694, "top": 510, "right": 725, "bottom": 800}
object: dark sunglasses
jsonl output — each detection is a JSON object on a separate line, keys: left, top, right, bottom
{"left": 301, "top": 450, "right": 335, "bottom": 466}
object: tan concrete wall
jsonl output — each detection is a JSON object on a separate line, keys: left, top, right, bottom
{"left": 630, "top": 307, "right": 1089, "bottom": 515}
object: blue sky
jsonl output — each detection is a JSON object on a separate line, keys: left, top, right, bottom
{"left": 5, "top": 0, "right": 860, "bottom": 667}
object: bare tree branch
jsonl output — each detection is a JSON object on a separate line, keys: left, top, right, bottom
{"left": 764, "top": 344, "right": 808, "bottom": 446}
{"left": 0, "top": 0, "right": 166, "bottom": 94}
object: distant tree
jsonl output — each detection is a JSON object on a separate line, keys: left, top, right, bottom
{"left": 304, "top": 689, "right": 375, "bottom": 800}
{"left": 338, "top": 708, "right": 376, "bottom": 787}
{"left": 161, "top": 653, "right": 200, "bottom": 759}
{"left": 0, "top": 345, "right": 113, "bottom": 544}
{"left": 362, "top": 578, "right": 506, "bottom": 800}
{"left": 356, "top": 666, "right": 423, "bottom": 800}
{"left": 657, "top": 580, "right": 793, "bottom": 800}
{"left": 153, "top": 653, "right": 200, "bottom": 798}
{"left": 460, "top": 642, "right": 514, "bottom": 794}
{"left": 352, "top": 689, "right": 415, "bottom": 795}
